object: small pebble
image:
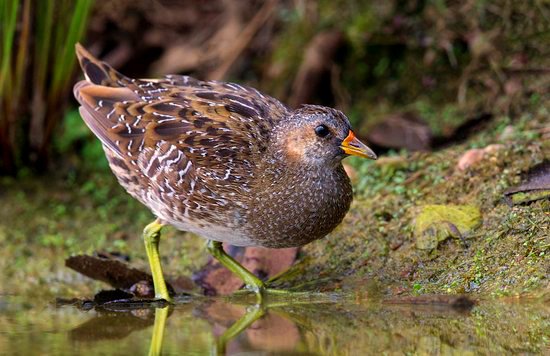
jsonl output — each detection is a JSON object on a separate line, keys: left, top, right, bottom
{"left": 457, "top": 144, "right": 504, "bottom": 171}
{"left": 457, "top": 149, "right": 485, "bottom": 171}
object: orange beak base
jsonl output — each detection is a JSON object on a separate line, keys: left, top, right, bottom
{"left": 340, "top": 130, "right": 377, "bottom": 159}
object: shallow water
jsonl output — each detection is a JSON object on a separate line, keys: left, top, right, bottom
{"left": 0, "top": 294, "right": 547, "bottom": 355}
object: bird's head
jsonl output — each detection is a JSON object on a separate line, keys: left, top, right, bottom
{"left": 273, "top": 105, "right": 377, "bottom": 168}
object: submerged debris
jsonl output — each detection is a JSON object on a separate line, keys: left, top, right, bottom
{"left": 382, "top": 294, "right": 477, "bottom": 311}
{"left": 56, "top": 289, "right": 170, "bottom": 311}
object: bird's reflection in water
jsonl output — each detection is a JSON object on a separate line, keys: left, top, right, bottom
{"left": 65, "top": 293, "right": 493, "bottom": 355}
{"left": 68, "top": 297, "right": 305, "bottom": 355}
{"left": 198, "top": 300, "right": 302, "bottom": 354}
{"left": 149, "top": 306, "right": 170, "bottom": 356}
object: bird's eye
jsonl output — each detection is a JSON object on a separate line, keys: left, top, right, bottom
{"left": 314, "top": 124, "right": 330, "bottom": 138}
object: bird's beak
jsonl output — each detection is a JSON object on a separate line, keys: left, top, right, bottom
{"left": 340, "top": 130, "right": 377, "bottom": 159}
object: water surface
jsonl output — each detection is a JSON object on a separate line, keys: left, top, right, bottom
{"left": 0, "top": 294, "right": 547, "bottom": 355}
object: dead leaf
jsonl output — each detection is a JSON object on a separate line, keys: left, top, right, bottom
{"left": 65, "top": 254, "right": 192, "bottom": 297}
{"left": 504, "top": 161, "right": 550, "bottom": 206}
{"left": 66, "top": 254, "right": 154, "bottom": 290}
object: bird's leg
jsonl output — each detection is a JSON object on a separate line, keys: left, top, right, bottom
{"left": 207, "top": 240, "right": 266, "bottom": 300}
{"left": 143, "top": 219, "right": 172, "bottom": 302}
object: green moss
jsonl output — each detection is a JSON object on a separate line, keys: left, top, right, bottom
{"left": 507, "top": 190, "right": 550, "bottom": 205}
{"left": 414, "top": 205, "right": 482, "bottom": 250}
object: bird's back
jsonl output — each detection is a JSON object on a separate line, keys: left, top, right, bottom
{"left": 73, "top": 44, "right": 290, "bottom": 243}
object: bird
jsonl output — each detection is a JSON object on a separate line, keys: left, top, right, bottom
{"left": 73, "top": 43, "right": 377, "bottom": 302}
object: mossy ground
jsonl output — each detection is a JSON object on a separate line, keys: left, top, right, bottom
{"left": 0, "top": 105, "right": 547, "bottom": 299}
{"left": 0, "top": 172, "right": 207, "bottom": 297}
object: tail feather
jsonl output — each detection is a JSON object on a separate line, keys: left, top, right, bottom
{"left": 73, "top": 44, "right": 141, "bottom": 158}
{"left": 74, "top": 81, "right": 140, "bottom": 158}
{"left": 75, "top": 43, "right": 129, "bottom": 87}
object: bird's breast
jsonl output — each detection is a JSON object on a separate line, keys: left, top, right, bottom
{"left": 245, "top": 165, "right": 353, "bottom": 248}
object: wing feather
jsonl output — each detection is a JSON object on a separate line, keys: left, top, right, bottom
{"left": 73, "top": 44, "right": 290, "bottom": 195}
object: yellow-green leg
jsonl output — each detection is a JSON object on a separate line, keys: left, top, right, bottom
{"left": 144, "top": 219, "right": 171, "bottom": 302}
{"left": 207, "top": 241, "right": 266, "bottom": 299}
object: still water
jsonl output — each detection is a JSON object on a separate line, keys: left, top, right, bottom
{"left": 0, "top": 293, "right": 547, "bottom": 355}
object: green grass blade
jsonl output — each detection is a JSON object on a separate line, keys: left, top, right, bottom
{"left": 51, "top": 0, "right": 93, "bottom": 95}
{"left": 12, "top": 0, "right": 30, "bottom": 108}
{"left": 0, "top": 0, "right": 19, "bottom": 100}
{"left": 33, "top": 1, "right": 54, "bottom": 95}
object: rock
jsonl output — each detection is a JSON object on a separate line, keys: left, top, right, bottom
{"left": 456, "top": 144, "right": 504, "bottom": 170}
{"left": 457, "top": 149, "right": 485, "bottom": 171}
{"left": 366, "top": 112, "right": 432, "bottom": 151}
{"left": 484, "top": 143, "right": 504, "bottom": 154}
{"left": 414, "top": 205, "right": 482, "bottom": 250}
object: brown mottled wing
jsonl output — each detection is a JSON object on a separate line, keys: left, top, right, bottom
{"left": 73, "top": 44, "right": 290, "bottom": 198}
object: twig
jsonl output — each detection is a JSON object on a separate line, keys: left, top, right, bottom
{"left": 208, "top": 0, "right": 278, "bottom": 81}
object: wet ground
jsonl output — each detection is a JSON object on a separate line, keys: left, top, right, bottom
{"left": 1, "top": 293, "right": 548, "bottom": 355}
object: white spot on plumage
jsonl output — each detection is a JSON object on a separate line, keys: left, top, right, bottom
{"left": 178, "top": 161, "right": 193, "bottom": 185}
{"left": 153, "top": 111, "right": 174, "bottom": 118}
{"left": 223, "top": 169, "right": 231, "bottom": 180}
{"left": 168, "top": 102, "right": 184, "bottom": 108}
{"left": 158, "top": 145, "right": 176, "bottom": 163}
{"left": 144, "top": 149, "right": 161, "bottom": 178}
{"left": 157, "top": 117, "right": 176, "bottom": 123}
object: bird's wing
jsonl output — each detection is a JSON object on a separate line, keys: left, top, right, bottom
{"left": 73, "top": 44, "right": 290, "bottom": 193}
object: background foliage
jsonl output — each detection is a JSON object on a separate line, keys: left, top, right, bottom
{"left": 0, "top": 0, "right": 92, "bottom": 174}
